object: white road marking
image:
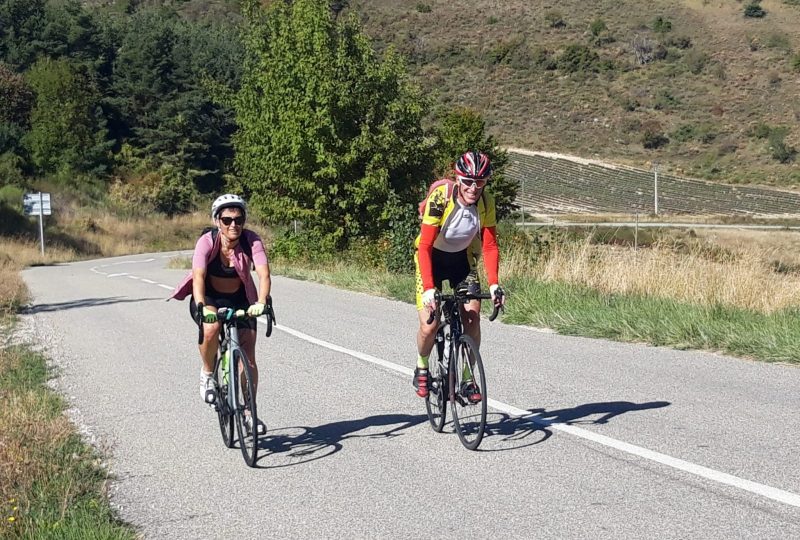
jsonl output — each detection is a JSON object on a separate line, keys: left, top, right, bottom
{"left": 273, "top": 324, "right": 800, "bottom": 509}
{"left": 107, "top": 273, "right": 129, "bottom": 278}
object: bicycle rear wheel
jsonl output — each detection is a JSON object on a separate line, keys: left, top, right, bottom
{"left": 232, "top": 349, "right": 259, "bottom": 467}
{"left": 451, "top": 335, "right": 487, "bottom": 450}
{"left": 425, "top": 325, "right": 448, "bottom": 432}
{"left": 214, "top": 351, "right": 234, "bottom": 448}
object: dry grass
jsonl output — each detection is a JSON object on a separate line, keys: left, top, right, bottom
{"left": 0, "top": 261, "right": 30, "bottom": 317}
{"left": 60, "top": 209, "right": 209, "bottom": 256}
{"left": 165, "top": 256, "right": 192, "bottom": 269}
{"left": 0, "top": 346, "right": 134, "bottom": 537}
{"left": 0, "top": 239, "right": 79, "bottom": 269}
{"left": 505, "top": 236, "right": 800, "bottom": 313}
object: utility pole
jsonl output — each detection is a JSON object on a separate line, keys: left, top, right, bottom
{"left": 653, "top": 161, "right": 659, "bottom": 216}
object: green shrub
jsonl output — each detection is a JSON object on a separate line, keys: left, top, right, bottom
{"left": 545, "top": 11, "right": 566, "bottom": 28}
{"left": 750, "top": 122, "right": 773, "bottom": 139}
{"left": 653, "top": 90, "right": 680, "bottom": 111}
{"left": 684, "top": 49, "right": 709, "bottom": 74}
{"left": 107, "top": 165, "right": 196, "bottom": 216}
{"left": 0, "top": 151, "right": 25, "bottom": 187}
{"left": 765, "top": 32, "right": 790, "bottom": 50}
{"left": 486, "top": 38, "right": 523, "bottom": 65}
{"left": 641, "top": 121, "right": 669, "bottom": 149}
{"left": 790, "top": 54, "right": 800, "bottom": 72}
{"left": 0, "top": 184, "right": 24, "bottom": 209}
{"left": 415, "top": 3, "right": 432, "bottom": 13}
{"left": 557, "top": 44, "right": 599, "bottom": 73}
{"left": 531, "top": 46, "right": 558, "bottom": 70}
{"left": 768, "top": 130, "right": 796, "bottom": 163}
{"left": 652, "top": 16, "right": 672, "bottom": 34}
{"left": 744, "top": 2, "right": 767, "bottom": 17}
{"left": 384, "top": 202, "right": 418, "bottom": 273}
{"left": 664, "top": 35, "right": 692, "bottom": 49}
{"left": 270, "top": 229, "right": 336, "bottom": 263}
{"left": 671, "top": 124, "right": 696, "bottom": 143}
{"left": 487, "top": 15, "right": 499, "bottom": 24}
{"left": 589, "top": 19, "right": 607, "bottom": 36}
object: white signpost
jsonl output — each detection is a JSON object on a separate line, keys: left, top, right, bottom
{"left": 23, "top": 192, "right": 51, "bottom": 255}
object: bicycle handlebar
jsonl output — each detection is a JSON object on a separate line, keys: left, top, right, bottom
{"left": 424, "top": 289, "right": 505, "bottom": 324}
{"left": 196, "top": 297, "right": 277, "bottom": 345}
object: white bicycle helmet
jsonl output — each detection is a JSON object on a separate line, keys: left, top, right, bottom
{"left": 211, "top": 194, "right": 247, "bottom": 220}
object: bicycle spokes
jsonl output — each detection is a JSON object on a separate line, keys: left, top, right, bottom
{"left": 451, "top": 335, "right": 487, "bottom": 450}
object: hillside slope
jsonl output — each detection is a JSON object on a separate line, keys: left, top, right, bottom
{"left": 349, "top": 0, "right": 800, "bottom": 188}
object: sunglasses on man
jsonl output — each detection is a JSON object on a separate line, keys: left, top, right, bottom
{"left": 458, "top": 177, "right": 488, "bottom": 188}
{"left": 219, "top": 216, "right": 245, "bottom": 226}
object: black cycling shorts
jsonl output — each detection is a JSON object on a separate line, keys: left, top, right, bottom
{"left": 414, "top": 248, "right": 481, "bottom": 310}
{"left": 189, "top": 283, "right": 257, "bottom": 331}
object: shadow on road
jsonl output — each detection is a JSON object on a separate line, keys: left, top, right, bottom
{"left": 481, "top": 400, "right": 671, "bottom": 452}
{"left": 24, "top": 296, "right": 162, "bottom": 313}
{"left": 254, "top": 413, "right": 427, "bottom": 468}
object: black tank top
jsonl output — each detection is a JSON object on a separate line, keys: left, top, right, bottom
{"left": 207, "top": 252, "right": 237, "bottom": 278}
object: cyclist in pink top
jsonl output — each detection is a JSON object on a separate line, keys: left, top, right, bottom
{"left": 170, "top": 194, "right": 271, "bottom": 435}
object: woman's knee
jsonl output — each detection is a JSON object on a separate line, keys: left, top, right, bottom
{"left": 202, "top": 323, "right": 220, "bottom": 342}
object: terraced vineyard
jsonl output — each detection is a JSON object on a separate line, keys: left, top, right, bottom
{"left": 507, "top": 149, "right": 800, "bottom": 217}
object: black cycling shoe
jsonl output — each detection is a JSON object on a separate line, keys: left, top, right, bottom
{"left": 413, "top": 367, "right": 429, "bottom": 398}
{"left": 460, "top": 381, "right": 482, "bottom": 404}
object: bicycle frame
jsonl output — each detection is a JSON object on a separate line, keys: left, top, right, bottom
{"left": 438, "top": 298, "right": 463, "bottom": 404}
{"left": 218, "top": 319, "right": 241, "bottom": 416}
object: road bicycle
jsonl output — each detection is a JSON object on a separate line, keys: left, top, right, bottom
{"left": 197, "top": 299, "right": 275, "bottom": 467}
{"left": 425, "top": 287, "right": 503, "bottom": 450}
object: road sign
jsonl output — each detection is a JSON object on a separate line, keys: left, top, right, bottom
{"left": 23, "top": 192, "right": 51, "bottom": 216}
{"left": 23, "top": 192, "right": 51, "bottom": 255}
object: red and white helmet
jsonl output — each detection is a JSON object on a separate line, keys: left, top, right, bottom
{"left": 454, "top": 150, "right": 492, "bottom": 180}
{"left": 211, "top": 194, "right": 247, "bottom": 220}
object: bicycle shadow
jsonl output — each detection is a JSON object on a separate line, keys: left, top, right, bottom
{"left": 24, "top": 296, "right": 162, "bottom": 313}
{"left": 480, "top": 400, "right": 671, "bottom": 452}
{"left": 252, "top": 413, "right": 427, "bottom": 468}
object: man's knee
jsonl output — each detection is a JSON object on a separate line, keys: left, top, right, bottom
{"left": 418, "top": 318, "right": 438, "bottom": 339}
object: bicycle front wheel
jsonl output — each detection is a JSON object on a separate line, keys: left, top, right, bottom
{"left": 425, "top": 325, "right": 448, "bottom": 432}
{"left": 214, "top": 352, "right": 234, "bottom": 448}
{"left": 451, "top": 334, "right": 487, "bottom": 450}
{"left": 232, "top": 349, "right": 259, "bottom": 467}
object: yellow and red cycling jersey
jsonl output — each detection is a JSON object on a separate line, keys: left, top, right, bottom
{"left": 414, "top": 181, "right": 499, "bottom": 292}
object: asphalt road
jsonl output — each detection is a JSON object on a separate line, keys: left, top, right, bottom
{"left": 19, "top": 252, "right": 800, "bottom": 539}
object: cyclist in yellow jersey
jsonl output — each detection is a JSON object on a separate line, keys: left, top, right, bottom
{"left": 413, "top": 151, "right": 505, "bottom": 401}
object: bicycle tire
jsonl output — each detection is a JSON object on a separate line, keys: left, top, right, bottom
{"left": 214, "top": 351, "right": 234, "bottom": 448}
{"left": 232, "top": 349, "right": 259, "bottom": 467}
{"left": 451, "top": 334, "right": 487, "bottom": 450}
{"left": 425, "top": 325, "right": 448, "bottom": 432}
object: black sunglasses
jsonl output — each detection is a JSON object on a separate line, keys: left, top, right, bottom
{"left": 219, "top": 216, "right": 245, "bottom": 226}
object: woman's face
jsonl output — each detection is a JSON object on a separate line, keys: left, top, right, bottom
{"left": 217, "top": 207, "right": 244, "bottom": 240}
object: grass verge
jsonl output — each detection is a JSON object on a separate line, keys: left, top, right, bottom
{"left": 0, "top": 345, "right": 136, "bottom": 539}
{"left": 272, "top": 260, "right": 800, "bottom": 364}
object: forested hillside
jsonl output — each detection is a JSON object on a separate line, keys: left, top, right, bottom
{"left": 346, "top": 0, "right": 800, "bottom": 188}
{"left": 0, "top": 0, "right": 511, "bottom": 262}
{"left": 3, "top": 0, "right": 799, "bottom": 249}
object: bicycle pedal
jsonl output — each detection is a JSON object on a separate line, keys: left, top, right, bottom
{"left": 204, "top": 389, "right": 217, "bottom": 404}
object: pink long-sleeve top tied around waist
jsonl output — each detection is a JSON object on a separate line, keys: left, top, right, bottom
{"left": 169, "top": 229, "right": 268, "bottom": 304}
